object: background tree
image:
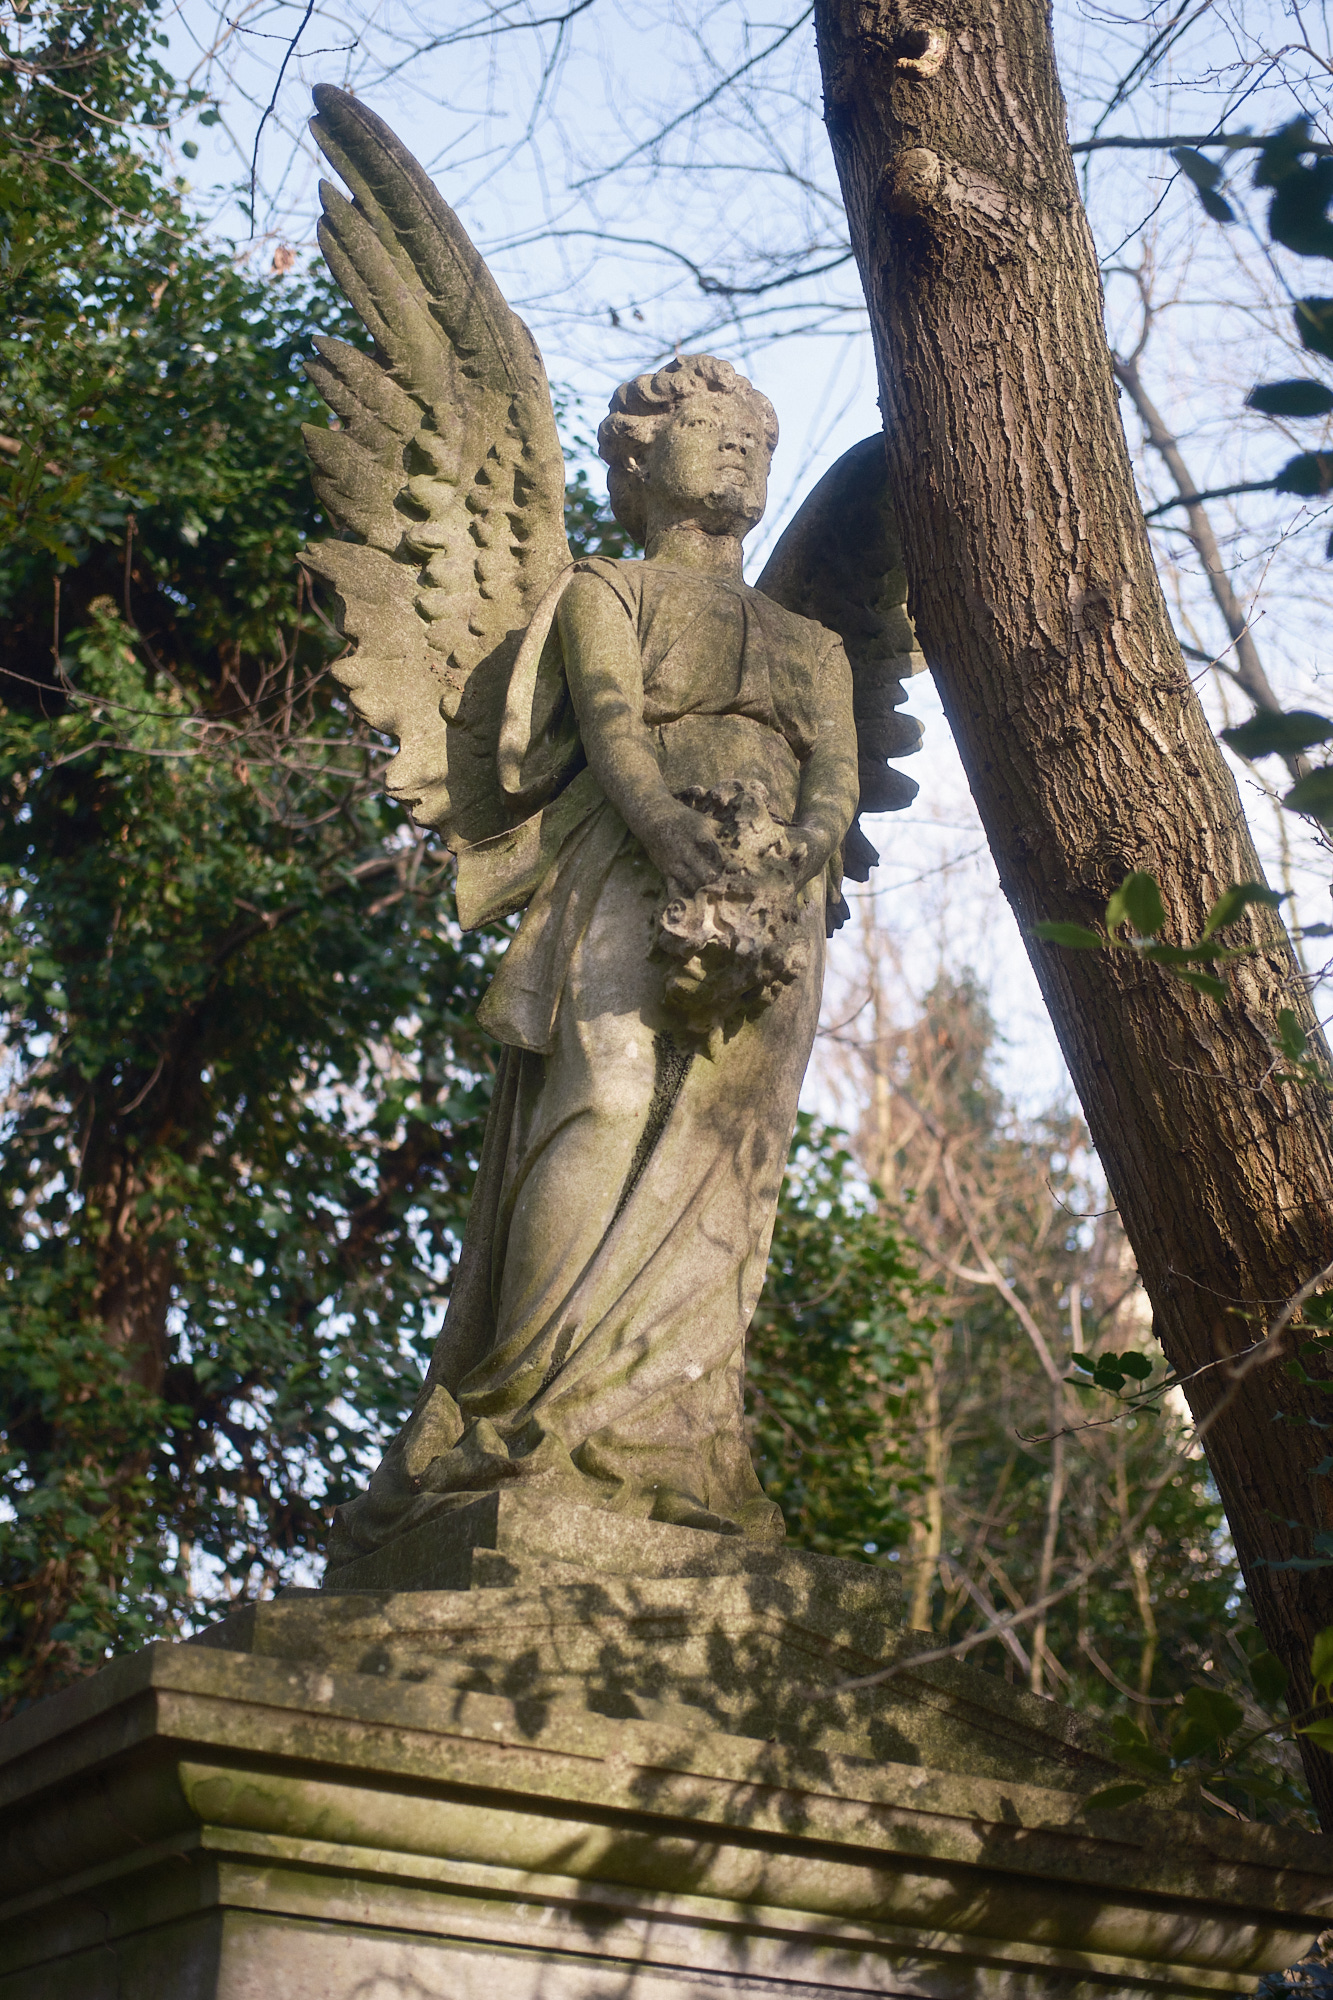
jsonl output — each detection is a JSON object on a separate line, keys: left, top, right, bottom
{"left": 0, "top": 1, "right": 635, "bottom": 1708}
{"left": 810, "top": 0, "right": 1333, "bottom": 1821}
{"left": 0, "top": 0, "right": 496, "bottom": 1706}
{"left": 813, "top": 924, "right": 1309, "bottom": 1820}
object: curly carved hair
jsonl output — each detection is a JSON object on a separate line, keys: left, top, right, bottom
{"left": 596, "top": 354, "right": 778, "bottom": 544}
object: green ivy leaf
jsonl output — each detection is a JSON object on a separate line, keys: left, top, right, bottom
{"left": 1118, "top": 1351, "right": 1154, "bottom": 1380}
{"left": 1171, "top": 148, "right": 1235, "bottom": 222}
{"left": 1179, "top": 1684, "right": 1245, "bottom": 1744}
{"left": 1298, "top": 1718, "right": 1333, "bottom": 1751}
{"left": 1198, "top": 186, "right": 1237, "bottom": 225}
{"left": 1269, "top": 158, "right": 1333, "bottom": 260}
{"left": 1246, "top": 380, "right": 1333, "bottom": 419}
{"left": 1083, "top": 1782, "right": 1150, "bottom": 1812}
{"left": 1309, "top": 1624, "right": 1333, "bottom": 1699}
{"left": 1139, "top": 941, "right": 1233, "bottom": 966}
{"left": 1283, "top": 767, "right": 1333, "bottom": 824}
{"left": 1170, "top": 967, "right": 1229, "bottom": 1002}
{"left": 1250, "top": 1651, "right": 1290, "bottom": 1705}
{"left": 1221, "top": 711, "right": 1333, "bottom": 760}
{"left": 1274, "top": 452, "right": 1333, "bottom": 498}
{"left": 1031, "top": 922, "right": 1105, "bottom": 949}
{"left": 1200, "top": 881, "right": 1285, "bottom": 936}
{"left": 1295, "top": 298, "right": 1333, "bottom": 363}
{"left": 1107, "top": 1718, "right": 1173, "bottom": 1777}
{"left": 1172, "top": 146, "right": 1223, "bottom": 191}
{"left": 1277, "top": 1008, "right": 1311, "bottom": 1062}
{"left": 1255, "top": 118, "right": 1314, "bottom": 190}
{"left": 1170, "top": 1717, "right": 1220, "bottom": 1758}
{"left": 1106, "top": 871, "right": 1166, "bottom": 938}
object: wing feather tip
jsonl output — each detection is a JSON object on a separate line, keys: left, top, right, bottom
{"left": 842, "top": 820, "right": 880, "bottom": 882}
{"left": 858, "top": 760, "right": 920, "bottom": 816}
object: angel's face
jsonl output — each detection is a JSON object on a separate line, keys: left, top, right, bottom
{"left": 641, "top": 396, "right": 770, "bottom": 539}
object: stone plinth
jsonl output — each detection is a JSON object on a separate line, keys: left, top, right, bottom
{"left": 2, "top": 1502, "right": 1330, "bottom": 1998}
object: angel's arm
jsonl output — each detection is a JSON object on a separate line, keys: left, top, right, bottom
{"left": 790, "top": 637, "right": 861, "bottom": 887}
{"left": 556, "top": 574, "right": 723, "bottom": 895}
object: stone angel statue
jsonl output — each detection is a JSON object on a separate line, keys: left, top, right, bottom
{"left": 302, "top": 86, "right": 923, "bottom": 1560}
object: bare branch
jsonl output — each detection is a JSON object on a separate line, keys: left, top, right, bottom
{"left": 1114, "top": 349, "right": 1289, "bottom": 722}
{"left": 1073, "top": 130, "right": 1333, "bottom": 156}
{"left": 570, "top": 8, "right": 814, "bottom": 190}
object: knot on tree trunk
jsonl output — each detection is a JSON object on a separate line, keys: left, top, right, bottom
{"left": 884, "top": 147, "right": 942, "bottom": 214}
{"left": 893, "top": 25, "right": 949, "bottom": 75}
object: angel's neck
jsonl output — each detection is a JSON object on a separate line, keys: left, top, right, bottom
{"left": 643, "top": 520, "right": 745, "bottom": 580}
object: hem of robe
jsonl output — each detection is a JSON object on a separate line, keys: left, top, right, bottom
{"left": 326, "top": 1392, "right": 785, "bottom": 1573}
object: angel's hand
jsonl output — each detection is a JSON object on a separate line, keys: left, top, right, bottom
{"left": 787, "top": 821, "right": 837, "bottom": 888}
{"left": 642, "top": 801, "right": 725, "bottom": 897}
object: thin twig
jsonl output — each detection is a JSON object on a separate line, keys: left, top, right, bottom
{"left": 938, "top": 1555, "right": 1033, "bottom": 1673}
{"left": 1144, "top": 479, "right": 1279, "bottom": 521}
{"left": 247, "top": 0, "right": 316, "bottom": 229}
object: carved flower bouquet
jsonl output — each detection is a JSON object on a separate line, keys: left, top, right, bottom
{"left": 653, "top": 779, "right": 812, "bottom": 1041}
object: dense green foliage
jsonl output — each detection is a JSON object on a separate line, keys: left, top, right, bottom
{"left": 0, "top": 1, "right": 640, "bottom": 1716}
{"left": 0, "top": 0, "right": 512, "bottom": 1708}
{"left": 1, "top": 604, "right": 504, "bottom": 1703}
{"left": 0, "top": 0, "right": 340, "bottom": 667}
{"left": 747, "top": 1114, "right": 933, "bottom": 1559}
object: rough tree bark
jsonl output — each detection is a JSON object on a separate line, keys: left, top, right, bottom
{"left": 814, "top": 0, "right": 1333, "bottom": 1821}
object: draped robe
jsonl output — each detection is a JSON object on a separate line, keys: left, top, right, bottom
{"left": 328, "top": 559, "right": 858, "bottom": 1563}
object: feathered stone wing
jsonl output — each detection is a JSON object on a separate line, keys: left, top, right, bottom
{"left": 756, "top": 435, "right": 924, "bottom": 881}
{"left": 301, "top": 85, "right": 573, "bottom": 846}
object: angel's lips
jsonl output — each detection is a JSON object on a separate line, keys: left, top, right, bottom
{"left": 708, "top": 470, "right": 748, "bottom": 497}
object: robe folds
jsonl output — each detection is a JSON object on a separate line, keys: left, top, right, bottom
{"left": 328, "top": 559, "right": 856, "bottom": 1563}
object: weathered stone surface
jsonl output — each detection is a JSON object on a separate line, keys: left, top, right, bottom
{"left": 206, "top": 1493, "right": 1124, "bottom": 1788}
{"left": 3, "top": 1504, "right": 1331, "bottom": 1997}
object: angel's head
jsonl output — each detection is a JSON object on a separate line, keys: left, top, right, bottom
{"left": 598, "top": 355, "right": 778, "bottom": 547}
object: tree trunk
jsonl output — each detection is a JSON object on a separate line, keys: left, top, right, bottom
{"left": 814, "top": 0, "right": 1333, "bottom": 1823}
{"left": 88, "top": 1157, "right": 175, "bottom": 1394}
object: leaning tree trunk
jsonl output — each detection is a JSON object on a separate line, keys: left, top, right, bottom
{"left": 814, "top": 0, "right": 1333, "bottom": 1821}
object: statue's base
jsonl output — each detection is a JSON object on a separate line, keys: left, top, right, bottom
{"left": 2, "top": 1500, "right": 1330, "bottom": 1998}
